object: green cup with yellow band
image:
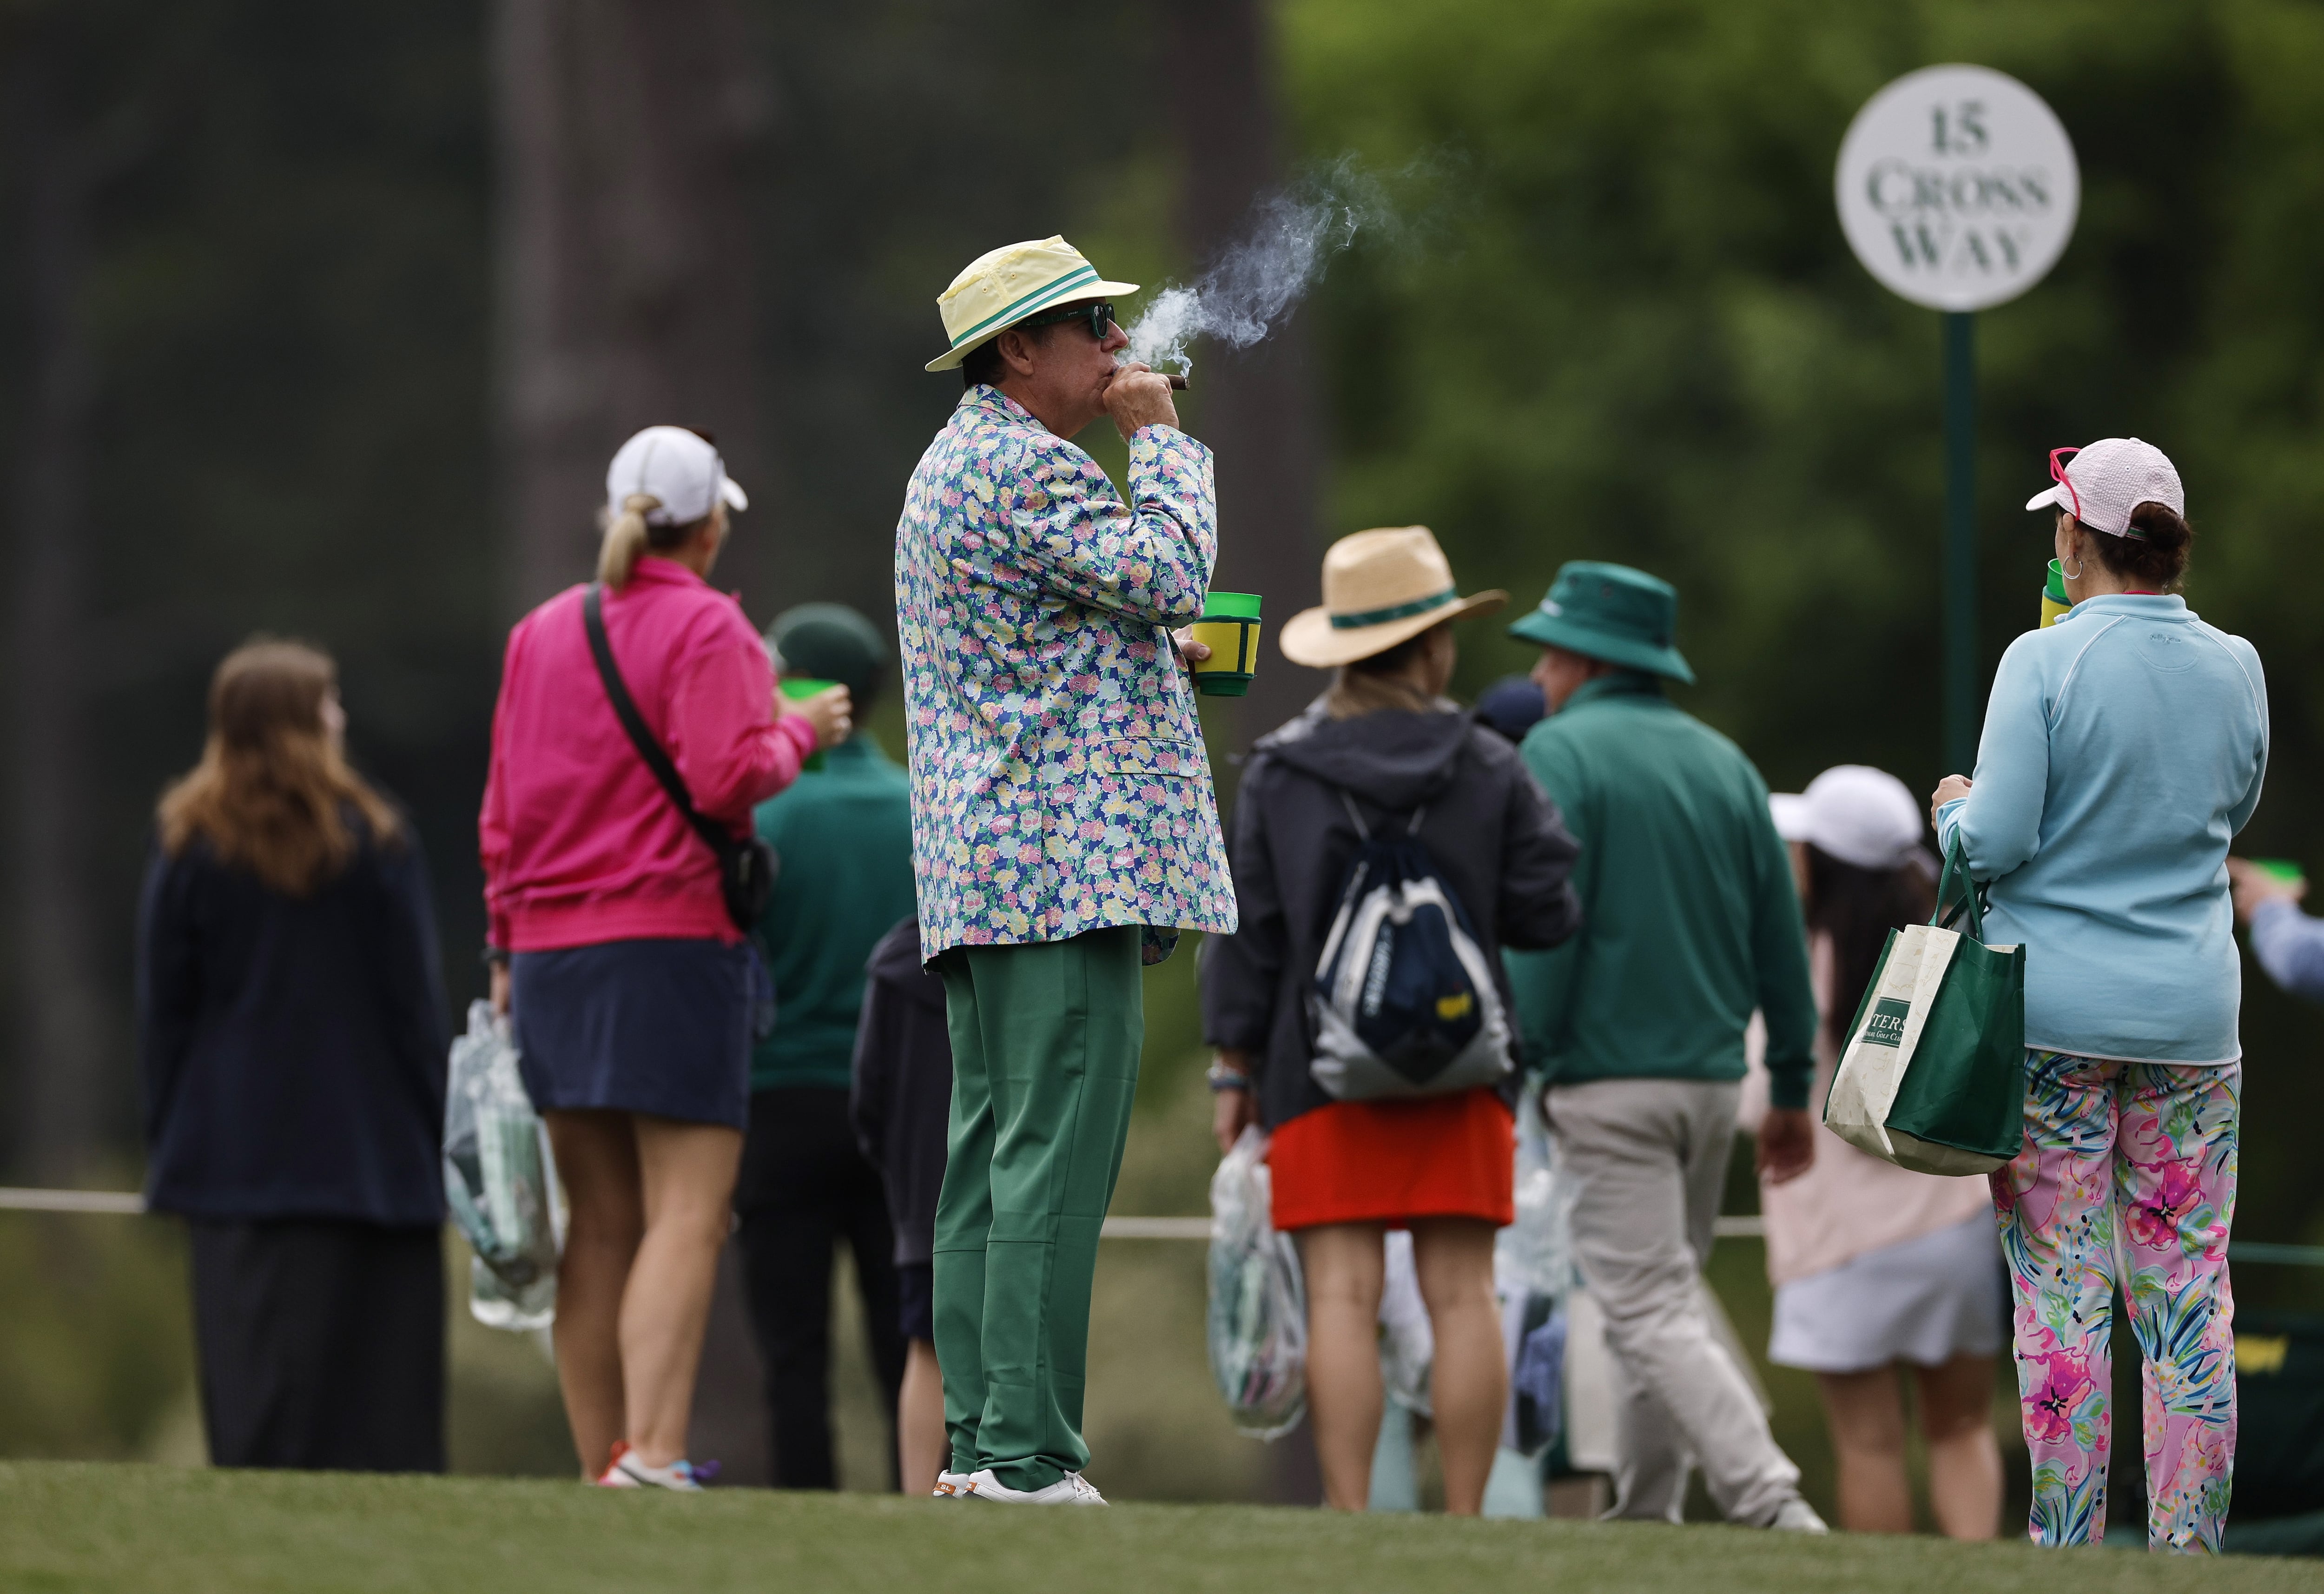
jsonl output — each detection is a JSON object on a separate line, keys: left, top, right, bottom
{"left": 2040, "top": 559, "right": 2071, "bottom": 629}
{"left": 1189, "top": 592, "right": 1263, "bottom": 697}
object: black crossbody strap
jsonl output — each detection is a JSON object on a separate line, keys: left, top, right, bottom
{"left": 582, "top": 583, "right": 735, "bottom": 863}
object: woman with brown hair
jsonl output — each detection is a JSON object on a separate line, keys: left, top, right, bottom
{"left": 1201, "top": 527, "right": 1582, "bottom": 1513}
{"left": 1742, "top": 765, "right": 2003, "bottom": 1538}
{"left": 139, "top": 638, "right": 450, "bottom": 1471}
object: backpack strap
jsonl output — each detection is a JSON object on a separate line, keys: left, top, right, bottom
{"left": 582, "top": 583, "right": 737, "bottom": 866}
{"left": 1339, "top": 788, "right": 1428, "bottom": 839}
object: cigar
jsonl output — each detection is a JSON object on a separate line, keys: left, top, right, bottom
{"left": 1117, "top": 364, "right": 1190, "bottom": 391}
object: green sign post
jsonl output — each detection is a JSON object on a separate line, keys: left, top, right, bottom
{"left": 1943, "top": 311, "right": 1976, "bottom": 772}
{"left": 1835, "top": 65, "right": 2080, "bottom": 773}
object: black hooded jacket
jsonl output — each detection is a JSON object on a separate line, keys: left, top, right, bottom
{"left": 850, "top": 916, "right": 952, "bottom": 1268}
{"left": 137, "top": 821, "right": 449, "bottom": 1225}
{"left": 1200, "top": 700, "right": 1583, "bottom": 1132}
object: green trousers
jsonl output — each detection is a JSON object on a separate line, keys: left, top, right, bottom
{"left": 932, "top": 927, "right": 1142, "bottom": 1491}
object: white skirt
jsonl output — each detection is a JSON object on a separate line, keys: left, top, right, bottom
{"left": 1768, "top": 1213, "right": 2005, "bottom": 1373}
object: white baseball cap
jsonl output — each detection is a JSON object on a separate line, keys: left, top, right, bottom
{"left": 2024, "top": 437, "right": 2182, "bottom": 537}
{"left": 1769, "top": 765, "right": 1924, "bottom": 871}
{"left": 605, "top": 426, "right": 749, "bottom": 528}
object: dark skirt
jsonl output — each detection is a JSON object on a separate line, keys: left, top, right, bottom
{"left": 511, "top": 937, "right": 753, "bottom": 1129}
{"left": 188, "top": 1218, "right": 444, "bottom": 1471}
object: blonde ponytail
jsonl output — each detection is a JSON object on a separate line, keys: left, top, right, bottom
{"left": 597, "top": 493, "right": 661, "bottom": 590}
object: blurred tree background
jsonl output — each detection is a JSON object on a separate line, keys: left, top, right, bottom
{"left": 0, "top": 0, "right": 2320, "bottom": 1515}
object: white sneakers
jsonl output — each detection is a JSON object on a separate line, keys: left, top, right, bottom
{"left": 1768, "top": 1498, "right": 1829, "bottom": 1533}
{"left": 932, "top": 1470, "right": 974, "bottom": 1500}
{"left": 965, "top": 1468, "right": 1108, "bottom": 1505}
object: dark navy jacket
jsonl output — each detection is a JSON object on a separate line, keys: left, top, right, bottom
{"left": 136, "top": 821, "right": 449, "bottom": 1226}
{"left": 849, "top": 917, "right": 951, "bottom": 1268}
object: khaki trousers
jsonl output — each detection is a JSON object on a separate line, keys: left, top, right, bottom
{"left": 1546, "top": 1077, "right": 1802, "bottom": 1525}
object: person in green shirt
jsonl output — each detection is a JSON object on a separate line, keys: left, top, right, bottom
{"left": 733, "top": 602, "right": 918, "bottom": 1489}
{"left": 1503, "top": 561, "right": 1823, "bottom": 1532}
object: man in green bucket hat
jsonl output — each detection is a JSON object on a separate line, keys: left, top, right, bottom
{"left": 1505, "top": 561, "right": 1826, "bottom": 1532}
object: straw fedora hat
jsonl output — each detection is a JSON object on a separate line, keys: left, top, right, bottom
{"left": 1279, "top": 527, "right": 1507, "bottom": 669}
{"left": 924, "top": 236, "right": 1140, "bottom": 373}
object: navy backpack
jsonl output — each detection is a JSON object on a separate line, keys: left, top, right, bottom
{"left": 1307, "top": 791, "right": 1513, "bottom": 1101}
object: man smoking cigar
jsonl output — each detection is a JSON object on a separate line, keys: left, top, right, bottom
{"left": 895, "top": 236, "right": 1237, "bottom": 1505}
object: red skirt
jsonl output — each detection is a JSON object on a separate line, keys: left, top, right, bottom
{"left": 1268, "top": 1087, "right": 1514, "bottom": 1232}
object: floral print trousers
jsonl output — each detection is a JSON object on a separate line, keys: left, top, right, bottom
{"left": 1991, "top": 1051, "right": 2238, "bottom": 1553}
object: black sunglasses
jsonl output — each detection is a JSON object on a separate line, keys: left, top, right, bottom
{"left": 1020, "top": 301, "right": 1114, "bottom": 342}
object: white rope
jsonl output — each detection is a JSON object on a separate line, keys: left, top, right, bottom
{"left": 0, "top": 1187, "right": 145, "bottom": 1214}
{"left": 1099, "top": 1216, "right": 1212, "bottom": 1240}
{"left": 0, "top": 1191, "right": 1765, "bottom": 1242}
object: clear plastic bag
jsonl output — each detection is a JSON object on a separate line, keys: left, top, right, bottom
{"left": 1205, "top": 1125, "right": 1307, "bottom": 1439}
{"left": 443, "top": 1000, "right": 562, "bottom": 1331}
{"left": 1494, "top": 1083, "right": 1569, "bottom": 1300}
{"left": 1378, "top": 1230, "right": 1433, "bottom": 1416}
{"left": 1494, "top": 1083, "right": 1569, "bottom": 1456}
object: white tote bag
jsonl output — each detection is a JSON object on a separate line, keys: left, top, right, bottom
{"left": 1822, "top": 841, "right": 2028, "bottom": 1177}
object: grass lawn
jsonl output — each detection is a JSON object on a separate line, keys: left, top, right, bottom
{"left": 1, "top": 1462, "right": 2315, "bottom": 1594}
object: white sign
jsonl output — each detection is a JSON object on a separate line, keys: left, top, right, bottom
{"left": 1835, "top": 64, "right": 2079, "bottom": 313}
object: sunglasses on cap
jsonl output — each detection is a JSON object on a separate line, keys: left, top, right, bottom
{"left": 2047, "top": 446, "right": 2083, "bottom": 521}
{"left": 1020, "top": 301, "right": 1115, "bottom": 342}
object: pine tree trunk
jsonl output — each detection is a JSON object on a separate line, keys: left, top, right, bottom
{"left": 7, "top": 22, "right": 110, "bottom": 1183}
{"left": 1168, "top": 0, "right": 1325, "bottom": 1505}
{"left": 493, "top": 0, "right": 773, "bottom": 615}
{"left": 1167, "top": 0, "right": 1327, "bottom": 744}
{"left": 491, "top": 0, "right": 779, "bottom": 1467}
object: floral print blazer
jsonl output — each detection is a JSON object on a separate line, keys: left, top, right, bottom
{"left": 895, "top": 385, "right": 1237, "bottom": 961}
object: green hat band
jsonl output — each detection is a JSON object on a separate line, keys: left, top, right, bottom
{"left": 1329, "top": 586, "right": 1458, "bottom": 630}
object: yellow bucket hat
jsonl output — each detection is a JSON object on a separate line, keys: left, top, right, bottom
{"left": 924, "top": 236, "right": 1140, "bottom": 373}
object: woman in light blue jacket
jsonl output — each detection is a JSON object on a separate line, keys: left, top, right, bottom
{"left": 1930, "top": 438, "right": 2265, "bottom": 1555}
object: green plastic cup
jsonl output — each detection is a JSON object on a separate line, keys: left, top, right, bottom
{"left": 780, "top": 676, "right": 836, "bottom": 771}
{"left": 2040, "top": 559, "right": 2070, "bottom": 629}
{"left": 2253, "top": 859, "right": 2305, "bottom": 887}
{"left": 1188, "top": 592, "right": 1262, "bottom": 698}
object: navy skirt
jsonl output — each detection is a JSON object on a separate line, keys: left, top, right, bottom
{"left": 511, "top": 939, "right": 756, "bottom": 1130}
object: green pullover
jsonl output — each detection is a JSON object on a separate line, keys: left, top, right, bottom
{"left": 1504, "top": 673, "right": 1816, "bottom": 1109}
{"left": 750, "top": 733, "right": 918, "bottom": 1093}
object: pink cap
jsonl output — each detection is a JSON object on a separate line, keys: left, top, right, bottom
{"left": 2025, "top": 437, "right": 2183, "bottom": 537}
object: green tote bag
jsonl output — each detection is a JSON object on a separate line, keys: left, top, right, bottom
{"left": 1822, "top": 836, "right": 2027, "bottom": 1176}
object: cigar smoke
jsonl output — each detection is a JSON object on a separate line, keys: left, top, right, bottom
{"left": 1124, "top": 158, "right": 1400, "bottom": 378}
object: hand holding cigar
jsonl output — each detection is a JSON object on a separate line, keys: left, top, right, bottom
{"left": 1103, "top": 362, "right": 1183, "bottom": 441}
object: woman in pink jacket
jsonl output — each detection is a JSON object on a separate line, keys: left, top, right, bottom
{"left": 481, "top": 426, "right": 850, "bottom": 1488}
